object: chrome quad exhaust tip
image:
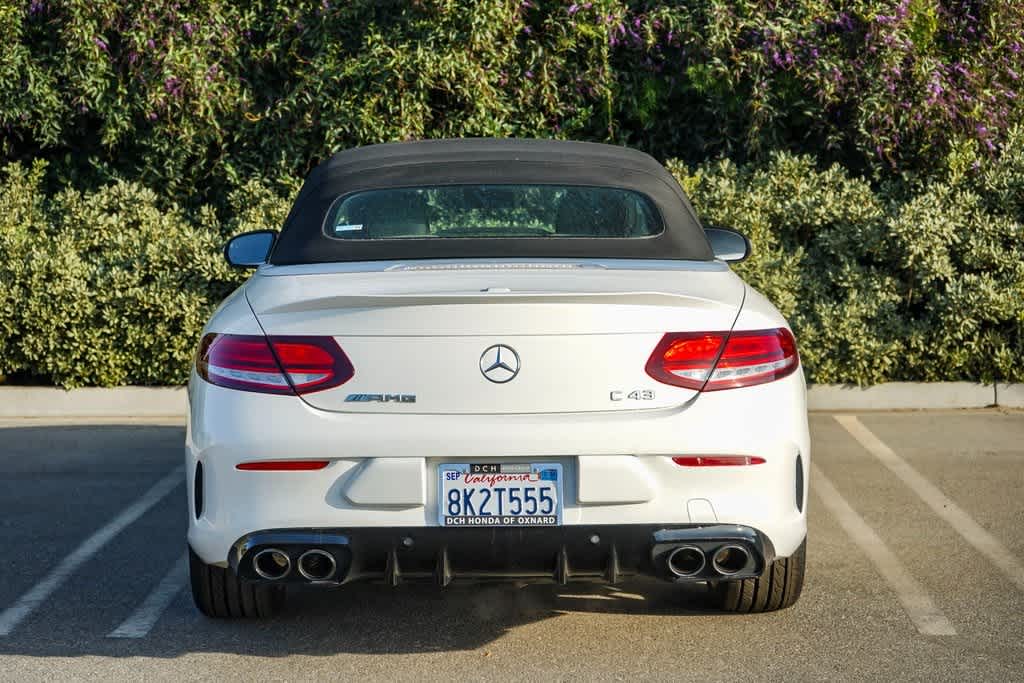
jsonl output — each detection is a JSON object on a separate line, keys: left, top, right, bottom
{"left": 665, "top": 545, "right": 706, "bottom": 578}
{"left": 651, "top": 525, "right": 768, "bottom": 582}
{"left": 711, "top": 544, "right": 752, "bottom": 576}
{"left": 252, "top": 548, "right": 292, "bottom": 580}
{"left": 297, "top": 549, "right": 337, "bottom": 582}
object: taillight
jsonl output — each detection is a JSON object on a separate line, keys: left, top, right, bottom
{"left": 196, "top": 334, "right": 354, "bottom": 395}
{"left": 646, "top": 328, "right": 798, "bottom": 391}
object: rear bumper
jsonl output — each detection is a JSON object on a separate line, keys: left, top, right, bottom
{"left": 226, "top": 523, "right": 777, "bottom": 586}
{"left": 187, "top": 367, "right": 810, "bottom": 568}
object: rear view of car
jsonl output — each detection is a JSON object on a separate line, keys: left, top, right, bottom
{"left": 187, "top": 138, "right": 809, "bottom": 618}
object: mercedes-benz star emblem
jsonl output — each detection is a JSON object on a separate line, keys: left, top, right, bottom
{"left": 479, "top": 344, "right": 520, "bottom": 384}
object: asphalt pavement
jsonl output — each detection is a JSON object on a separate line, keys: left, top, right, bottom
{"left": 0, "top": 411, "right": 1021, "bottom": 681}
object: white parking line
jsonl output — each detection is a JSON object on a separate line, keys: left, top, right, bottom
{"left": 812, "top": 464, "right": 956, "bottom": 636}
{"left": 0, "top": 467, "right": 183, "bottom": 636}
{"left": 108, "top": 554, "right": 187, "bottom": 639}
{"left": 836, "top": 415, "right": 1024, "bottom": 593}
{"left": 557, "top": 593, "right": 616, "bottom": 601}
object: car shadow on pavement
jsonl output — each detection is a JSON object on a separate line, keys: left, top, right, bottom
{"left": 0, "top": 423, "right": 749, "bottom": 659}
{"left": 0, "top": 580, "right": 736, "bottom": 659}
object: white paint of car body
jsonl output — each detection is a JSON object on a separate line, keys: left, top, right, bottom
{"left": 187, "top": 258, "right": 809, "bottom": 568}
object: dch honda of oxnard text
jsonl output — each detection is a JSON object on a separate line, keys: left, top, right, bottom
{"left": 187, "top": 138, "right": 809, "bottom": 618}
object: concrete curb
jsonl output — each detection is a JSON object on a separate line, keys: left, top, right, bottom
{"left": 806, "top": 382, "right": 1000, "bottom": 411}
{"left": 996, "top": 383, "right": 1024, "bottom": 409}
{"left": 0, "top": 387, "right": 187, "bottom": 418}
{"left": 0, "top": 383, "right": 1020, "bottom": 418}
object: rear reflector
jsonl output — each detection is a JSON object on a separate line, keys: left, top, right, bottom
{"left": 236, "top": 460, "right": 330, "bottom": 471}
{"left": 672, "top": 456, "right": 766, "bottom": 467}
{"left": 646, "top": 328, "right": 798, "bottom": 391}
{"left": 197, "top": 333, "right": 354, "bottom": 395}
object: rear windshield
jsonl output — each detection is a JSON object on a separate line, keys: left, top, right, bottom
{"left": 323, "top": 185, "right": 662, "bottom": 240}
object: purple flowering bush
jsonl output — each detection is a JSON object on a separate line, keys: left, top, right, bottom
{"left": 5, "top": 0, "right": 1023, "bottom": 194}
{"left": 617, "top": 0, "right": 1024, "bottom": 173}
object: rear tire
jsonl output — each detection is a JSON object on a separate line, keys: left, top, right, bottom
{"left": 189, "top": 547, "right": 286, "bottom": 618}
{"left": 711, "top": 539, "right": 805, "bottom": 613}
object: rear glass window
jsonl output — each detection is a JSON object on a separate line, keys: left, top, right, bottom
{"left": 323, "top": 185, "right": 662, "bottom": 240}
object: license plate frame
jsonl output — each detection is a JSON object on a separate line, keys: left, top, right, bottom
{"left": 437, "top": 462, "right": 564, "bottom": 527}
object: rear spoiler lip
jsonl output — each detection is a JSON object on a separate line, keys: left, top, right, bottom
{"left": 257, "top": 291, "right": 735, "bottom": 316}
{"left": 255, "top": 257, "right": 730, "bottom": 277}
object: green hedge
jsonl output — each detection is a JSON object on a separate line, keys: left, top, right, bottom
{"left": 2, "top": 132, "right": 1022, "bottom": 387}
{"left": 0, "top": 163, "right": 278, "bottom": 386}
{"left": 2, "top": 1, "right": 1023, "bottom": 386}
{"left": 673, "top": 131, "right": 1024, "bottom": 384}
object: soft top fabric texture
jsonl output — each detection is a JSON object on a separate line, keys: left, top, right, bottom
{"left": 269, "top": 138, "right": 713, "bottom": 264}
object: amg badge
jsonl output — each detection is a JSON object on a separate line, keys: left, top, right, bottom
{"left": 344, "top": 393, "right": 416, "bottom": 403}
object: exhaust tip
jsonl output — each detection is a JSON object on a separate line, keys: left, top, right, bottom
{"left": 711, "top": 545, "right": 751, "bottom": 576}
{"left": 253, "top": 548, "right": 291, "bottom": 580}
{"left": 666, "top": 545, "right": 706, "bottom": 577}
{"left": 297, "top": 549, "right": 337, "bottom": 581}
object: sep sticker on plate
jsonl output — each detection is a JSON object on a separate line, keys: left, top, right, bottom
{"left": 438, "top": 463, "right": 563, "bottom": 527}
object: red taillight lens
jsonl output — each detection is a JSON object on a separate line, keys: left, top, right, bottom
{"left": 672, "top": 456, "right": 766, "bottom": 466}
{"left": 645, "top": 332, "right": 727, "bottom": 390}
{"left": 236, "top": 460, "right": 330, "bottom": 471}
{"left": 268, "top": 336, "right": 354, "bottom": 393}
{"left": 646, "top": 328, "right": 798, "bottom": 391}
{"left": 196, "top": 334, "right": 291, "bottom": 394}
{"left": 196, "top": 334, "right": 354, "bottom": 395}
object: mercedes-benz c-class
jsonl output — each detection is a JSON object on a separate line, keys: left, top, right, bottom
{"left": 187, "top": 138, "right": 809, "bottom": 617}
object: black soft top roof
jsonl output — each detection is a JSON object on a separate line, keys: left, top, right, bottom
{"left": 317, "top": 137, "right": 672, "bottom": 175}
{"left": 269, "top": 138, "right": 713, "bottom": 264}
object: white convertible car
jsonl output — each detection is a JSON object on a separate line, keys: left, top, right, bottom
{"left": 187, "top": 138, "right": 809, "bottom": 618}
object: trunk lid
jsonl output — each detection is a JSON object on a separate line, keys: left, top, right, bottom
{"left": 245, "top": 261, "right": 744, "bottom": 414}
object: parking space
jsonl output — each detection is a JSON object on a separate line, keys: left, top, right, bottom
{"left": 858, "top": 412, "right": 1024, "bottom": 558}
{"left": 0, "top": 411, "right": 1021, "bottom": 680}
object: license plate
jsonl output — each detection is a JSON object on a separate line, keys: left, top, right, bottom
{"left": 438, "top": 463, "right": 563, "bottom": 527}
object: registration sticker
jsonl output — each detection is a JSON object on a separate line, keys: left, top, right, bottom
{"left": 438, "top": 463, "right": 563, "bottom": 527}
{"left": 333, "top": 223, "right": 364, "bottom": 233}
